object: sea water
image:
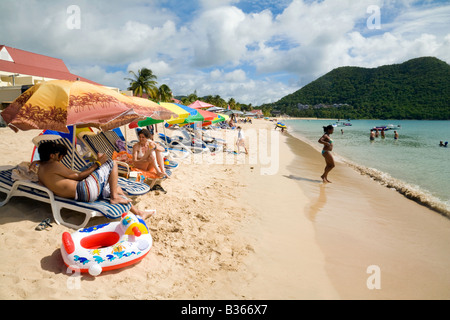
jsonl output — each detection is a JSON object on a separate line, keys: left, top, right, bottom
{"left": 284, "top": 119, "right": 450, "bottom": 217}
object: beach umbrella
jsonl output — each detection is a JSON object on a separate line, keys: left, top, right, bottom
{"left": 206, "top": 106, "right": 225, "bottom": 113}
{"left": 188, "top": 100, "right": 217, "bottom": 110}
{"left": 128, "top": 96, "right": 178, "bottom": 121}
{"left": 129, "top": 101, "right": 189, "bottom": 128}
{"left": 158, "top": 102, "right": 191, "bottom": 123}
{"left": 166, "top": 103, "right": 203, "bottom": 125}
{"left": 222, "top": 109, "right": 244, "bottom": 115}
{"left": 196, "top": 109, "right": 217, "bottom": 122}
{"left": 1, "top": 80, "right": 151, "bottom": 134}
{"left": 1, "top": 80, "right": 160, "bottom": 168}
{"left": 218, "top": 113, "right": 230, "bottom": 122}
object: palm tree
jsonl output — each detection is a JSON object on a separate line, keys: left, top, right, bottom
{"left": 125, "top": 68, "right": 158, "bottom": 99}
{"left": 228, "top": 98, "right": 236, "bottom": 110}
{"left": 181, "top": 91, "right": 198, "bottom": 105}
{"left": 158, "top": 84, "right": 173, "bottom": 102}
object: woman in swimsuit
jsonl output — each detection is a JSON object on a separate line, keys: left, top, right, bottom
{"left": 132, "top": 129, "right": 169, "bottom": 179}
{"left": 318, "top": 125, "right": 335, "bottom": 183}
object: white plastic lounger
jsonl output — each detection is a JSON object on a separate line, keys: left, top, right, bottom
{"left": 0, "top": 166, "right": 131, "bottom": 230}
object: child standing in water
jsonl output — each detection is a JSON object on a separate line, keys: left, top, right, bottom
{"left": 318, "top": 125, "right": 335, "bottom": 183}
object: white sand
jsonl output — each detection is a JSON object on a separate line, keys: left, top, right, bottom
{"left": 0, "top": 119, "right": 449, "bottom": 300}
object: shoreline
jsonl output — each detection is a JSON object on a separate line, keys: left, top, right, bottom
{"left": 0, "top": 120, "right": 449, "bottom": 300}
{"left": 283, "top": 130, "right": 450, "bottom": 299}
{"left": 284, "top": 119, "right": 450, "bottom": 219}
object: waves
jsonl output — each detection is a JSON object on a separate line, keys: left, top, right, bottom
{"left": 343, "top": 159, "right": 450, "bottom": 218}
{"left": 287, "top": 124, "right": 450, "bottom": 219}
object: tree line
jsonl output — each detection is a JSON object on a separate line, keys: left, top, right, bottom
{"left": 125, "top": 68, "right": 259, "bottom": 113}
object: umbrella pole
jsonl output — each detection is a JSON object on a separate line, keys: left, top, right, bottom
{"left": 71, "top": 125, "right": 76, "bottom": 170}
{"left": 123, "top": 125, "right": 128, "bottom": 151}
{"left": 163, "top": 122, "right": 168, "bottom": 145}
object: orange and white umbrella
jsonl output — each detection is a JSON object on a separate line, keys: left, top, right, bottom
{"left": 1, "top": 80, "right": 169, "bottom": 133}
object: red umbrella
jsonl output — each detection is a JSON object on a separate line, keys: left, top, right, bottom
{"left": 188, "top": 100, "right": 217, "bottom": 109}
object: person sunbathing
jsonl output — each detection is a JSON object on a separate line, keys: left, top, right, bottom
{"left": 132, "top": 128, "right": 169, "bottom": 179}
{"left": 34, "top": 141, "right": 154, "bottom": 219}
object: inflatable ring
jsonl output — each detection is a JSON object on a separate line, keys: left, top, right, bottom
{"left": 61, "top": 212, "right": 152, "bottom": 276}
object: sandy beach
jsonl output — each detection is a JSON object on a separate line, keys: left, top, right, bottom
{"left": 0, "top": 119, "right": 449, "bottom": 300}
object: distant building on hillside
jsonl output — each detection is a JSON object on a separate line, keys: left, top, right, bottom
{"left": 0, "top": 45, "right": 113, "bottom": 110}
{"left": 272, "top": 110, "right": 281, "bottom": 117}
{"left": 249, "top": 109, "right": 263, "bottom": 118}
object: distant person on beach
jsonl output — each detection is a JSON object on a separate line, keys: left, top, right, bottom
{"left": 394, "top": 131, "right": 399, "bottom": 140}
{"left": 381, "top": 128, "right": 385, "bottom": 139}
{"left": 318, "top": 125, "right": 335, "bottom": 183}
{"left": 35, "top": 141, "right": 153, "bottom": 219}
{"left": 235, "top": 126, "right": 248, "bottom": 154}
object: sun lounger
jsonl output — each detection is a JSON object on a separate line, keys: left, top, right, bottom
{"left": 32, "top": 134, "right": 150, "bottom": 196}
{"left": 0, "top": 166, "right": 131, "bottom": 230}
{"left": 77, "top": 131, "right": 133, "bottom": 178}
{"left": 102, "top": 129, "right": 134, "bottom": 154}
{"left": 79, "top": 131, "right": 172, "bottom": 189}
{"left": 178, "top": 128, "right": 223, "bottom": 153}
{"left": 157, "top": 132, "right": 209, "bottom": 154}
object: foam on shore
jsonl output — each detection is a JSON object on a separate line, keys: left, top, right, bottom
{"left": 288, "top": 129, "right": 450, "bottom": 219}
{"left": 343, "top": 159, "right": 450, "bottom": 218}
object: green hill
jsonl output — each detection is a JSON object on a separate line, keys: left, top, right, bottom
{"left": 267, "top": 57, "right": 450, "bottom": 120}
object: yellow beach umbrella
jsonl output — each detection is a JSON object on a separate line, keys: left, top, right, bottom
{"left": 159, "top": 102, "right": 190, "bottom": 124}
{"left": 218, "top": 113, "right": 230, "bottom": 121}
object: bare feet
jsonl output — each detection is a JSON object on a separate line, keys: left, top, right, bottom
{"left": 137, "top": 209, "right": 156, "bottom": 220}
{"left": 321, "top": 175, "right": 332, "bottom": 183}
{"left": 157, "top": 171, "right": 169, "bottom": 179}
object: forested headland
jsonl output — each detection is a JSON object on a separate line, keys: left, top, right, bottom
{"left": 262, "top": 57, "right": 450, "bottom": 120}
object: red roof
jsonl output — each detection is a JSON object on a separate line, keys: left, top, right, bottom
{"left": 250, "top": 109, "right": 263, "bottom": 115}
{"left": 0, "top": 45, "right": 101, "bottom": 85}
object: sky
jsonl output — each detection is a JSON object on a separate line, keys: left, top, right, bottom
{"left": 1, "top": 0, "right": 450, "bottom": 106}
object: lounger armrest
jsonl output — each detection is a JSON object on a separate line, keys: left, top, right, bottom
{"left": 14, "top": 180, "right": 56, "bottom": 198}
{"left": 116, "top": 160, "right": 131, "bottom": 178}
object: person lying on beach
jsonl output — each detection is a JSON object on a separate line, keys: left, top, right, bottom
{"left": 318, "top": 125, "right": 335, "bottom": 183}
{"left": 132, "top": 128, "right": 169, "bottom": 179}
{"left": 34, "top": 141, "right": 154, "bottom": 219}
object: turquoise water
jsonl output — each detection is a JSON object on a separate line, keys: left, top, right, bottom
{"left": 285, "top": 119, "right": 450, "bottom": 216}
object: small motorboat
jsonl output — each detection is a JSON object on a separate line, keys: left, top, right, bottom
{"left": 333, "top": 121, "right": 352, "bottom": 127}
{"left": 373, "top": 124, "right": 401, "bottom": 131}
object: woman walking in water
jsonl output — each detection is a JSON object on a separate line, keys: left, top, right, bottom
{"left": 318, "top": 125, "right": 335, "bottom": 183}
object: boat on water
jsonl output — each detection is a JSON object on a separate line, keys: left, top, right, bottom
{"left": 332, "top": 120, "right": 352, "bottom": 127}
{"left": 372, "top": 124, "right": 401, "bottom": 131}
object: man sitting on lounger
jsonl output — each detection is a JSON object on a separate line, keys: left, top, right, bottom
{"left": 34, "top": 141, "right": 154, "bottom": 219}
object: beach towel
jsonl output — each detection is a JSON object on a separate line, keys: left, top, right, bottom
{"left": 11, "top": 162, "right": 39, "bottom": 182}
{"left": 112, "top": 151, "right": 161, "bottom": 182}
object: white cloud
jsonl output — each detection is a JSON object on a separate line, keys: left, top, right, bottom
{"left": 1, "top": 0, "right": 449, "bottom": 106}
